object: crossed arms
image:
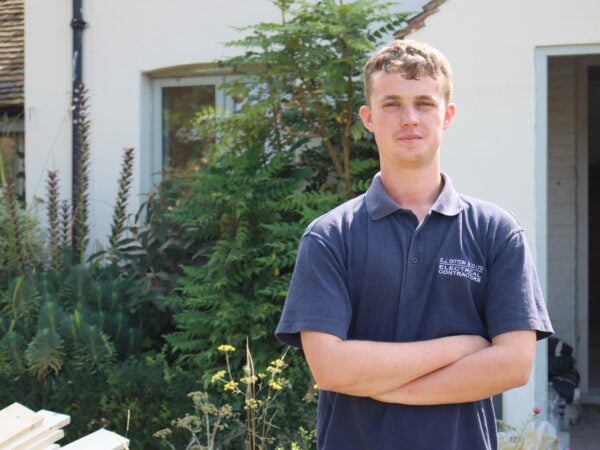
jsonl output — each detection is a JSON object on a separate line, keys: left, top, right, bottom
{"left": 301, "top": 329, "right": 536, "bottom": 405}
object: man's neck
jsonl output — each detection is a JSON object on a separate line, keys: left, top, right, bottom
{"left": 379, "top": 165, "right": 443, "bottom": 223}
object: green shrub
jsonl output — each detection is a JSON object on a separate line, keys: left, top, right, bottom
{"left": 0, "top": 351, "right": 197, "bottom": 449}
{"left": 162, "top": 0, "right": 408, "bottom": 443}
{"left": 0, "top": 264, "right": 141, "bottom": 377}
{"left": 166, "top": 0, "right": 407, "bottom": 369}
{"left": 166, "top": 147, "right": 340, "bottom": 371}
{"left": 0, "top": 145, "right": 183, "bottom": 448}
{"left": 155, "top": 344, "right": 316, "bottom": 450}
{"left": 0, "top": 193, "right": 46, "bottom": 288}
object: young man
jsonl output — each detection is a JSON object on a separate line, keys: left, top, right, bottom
{"left": 275, "top": 40, "right": 553, "bottom": 449}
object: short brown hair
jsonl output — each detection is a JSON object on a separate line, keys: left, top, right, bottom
{"left": 363, "top": 40, "right": 453, "bottom": 104}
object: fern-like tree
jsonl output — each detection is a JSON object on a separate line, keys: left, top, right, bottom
{"left": 167, "top": 147, "right": 339, "bottom": 367}
{"left": 195, "top": 0, "right": 407, "bottom": 197}
{"left": 166, "top": 0, "right": 408, "bottom": 415}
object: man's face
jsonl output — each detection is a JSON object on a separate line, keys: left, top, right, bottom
{"left": 359, "top": 71, "right": 455, "bottom": 171}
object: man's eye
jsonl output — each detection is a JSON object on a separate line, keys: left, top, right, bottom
{"left": 418, "top": 102, "right": 435, "bottom": 107}
{"left": 383, "top": 103, "right": 400, "bottom": 108}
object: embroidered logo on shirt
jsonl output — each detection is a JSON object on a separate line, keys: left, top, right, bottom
{"left": 438, "top": 257, "right": 484, "bottom": 283}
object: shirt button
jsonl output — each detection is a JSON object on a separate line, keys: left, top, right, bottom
{"left": 411, "top": 257, "right": 418, "bottom": 264}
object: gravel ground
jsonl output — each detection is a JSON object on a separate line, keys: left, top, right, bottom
{"left": 569, "top": 404, "right": 600, "bottom": 450}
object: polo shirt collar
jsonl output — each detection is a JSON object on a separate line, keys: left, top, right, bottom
{"left": 431, "top": 172, "right": 463, "bottom": 216}
{"left": 366, "top": 172, "right": 463, "bottom": 221}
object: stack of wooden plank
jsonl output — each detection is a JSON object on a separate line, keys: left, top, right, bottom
{"left": 0, "top": 403, "right": 129, "bottom": 450}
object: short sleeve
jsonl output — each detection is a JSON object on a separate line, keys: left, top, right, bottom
{"left": 484, "top": 230, "right": 553, "bottom": 340}
{"left": 275, "top": 233, "right": 353, "bottom": 348}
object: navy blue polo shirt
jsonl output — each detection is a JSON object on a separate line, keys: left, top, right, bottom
{"left": 276, "top": 172, "right": 553, "bottom": 450}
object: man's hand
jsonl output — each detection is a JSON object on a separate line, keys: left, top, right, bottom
{"left": 371, "top": 330, "right": 536, "bottom": 405}
{"left": 301, "top": 331, "right": 490, "bottom": 397}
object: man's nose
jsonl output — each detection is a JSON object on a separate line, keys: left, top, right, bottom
{"left": 401, "top": 107, "right": 418, "bottom": 126}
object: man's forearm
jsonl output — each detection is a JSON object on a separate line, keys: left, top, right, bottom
{"left": 301, "top": 331, "right": 490, "bottom": 397}
{"left": 371, "top": 330, "right": 536, "bottom": 405}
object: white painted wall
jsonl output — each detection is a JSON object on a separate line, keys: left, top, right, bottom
{"left": 24, "top": 0, "right": 425, "bottom": 250}
{"left": 405, "top": 0, "right": 600, "bottom": 427}
{"left": 24, "top": 0, "right": 73, "bottom": 217}
{"left": 408, "top": 0, "right": 600, "bottom": 248}
{"left": 25, "top": 0, "right": 284, "bottom": 250}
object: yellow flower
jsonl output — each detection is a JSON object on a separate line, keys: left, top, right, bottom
{"left": 268, "top": 380, "right": 283, "bottom": 390}
{"left": 240, "top": 375, "right": 258, "bottom": 384}
{"left": 266, "top": 366, "right": 281, "bottom": 374}
{"left": 224, "top": 380, "right": 239, "bottom": 391}
{"left": 211, "top": 370, "right": 227, "bottom": 383}
{"left": 217, "top": 344, "right": 236, "bottom": 352}
{"left": 244, "top": 399, "right": 262, "bottom": 410}
{"left": 153, "top": 428, "right": 172, "bottom": 439}
{"left": 270, "top": 358, "right": 285, "bottom": 368}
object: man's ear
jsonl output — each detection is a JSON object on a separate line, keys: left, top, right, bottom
{"left": 443, "top": 103, "right": 456, "bottom": 130}
{"left": 359, "top": 105, "right": 374, "bottom": 132}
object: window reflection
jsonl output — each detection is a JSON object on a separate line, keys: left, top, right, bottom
{"left": 0, "top": 119, "right": 25, "bottom": 200}
{"left": 162, "top": 85, "right": 215, "bottom": 170}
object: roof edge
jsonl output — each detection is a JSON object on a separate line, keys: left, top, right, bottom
{"left": 394, "top": 0, "right": 447, "bottom": 39}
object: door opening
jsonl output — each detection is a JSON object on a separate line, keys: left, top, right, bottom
{"left": 588, "top": 65, "right": 600, "bottom": 391}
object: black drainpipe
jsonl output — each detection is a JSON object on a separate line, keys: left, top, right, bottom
{"left": 71, "top": 0, "right": 86, "bottom": 253}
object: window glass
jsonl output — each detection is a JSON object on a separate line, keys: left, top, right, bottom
{"left": 162, "top": 84, "right": 215, "bottom": 169}
{"left": 0, "top": 124, "right": 25, "bottom": 200}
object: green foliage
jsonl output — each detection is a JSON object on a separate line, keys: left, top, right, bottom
{"left": 162, "top": 148, "right": 337, "bottom": 446}
{"left": 163, "top": 0, "right": 408, "bottom": 442}
{"left": 1, "top": 183, "right": 26, "bottom": 271}
{"left": 94, "top": 169, "right": 199, "bottom": 343}
{"left": 60, "top": 199, "right": 71, "bottom": 250}
{"left": 0, "top": 262, "right": 179, "bottom": 448}
{"left": 155, "top": 344, "right": 316, "bottom": 450}
{"left": 2, "top": 276, "right": 40, "bottom": 335}
{"left": 0, "top": 264, "right": 142, "bottom": 377}
{"left": 25, "top": 328, "right": 65, "bottom": 382}
{"left": 96, "top": 353, "right": 197, "bottom": 449}
{"left": 79, "top": 146, "right": 214, "bottom": 351}
{"left": 72, "top": 84, "right": 91, "bottom": 261}
{"left": 73, "top": 324, "right": 116, "bottom": 371}
{"left": 46, "top": 170, "right": 69, "bottom": 271}
{"left": 109, "top": 147, "right": 135, "bottom": 254}
{"left": 0, "top": 351, "right": 197, "bottom": 449}
{"left": 0, "top": 189, "right": 45, "bottom": 287}
{"left": 167, "top": 0, "right": 407, "bottom": 370}
{"left": 166, "top": 148, "right": 340, "bottom": 371}
{"left": 0, "top": 145, "right": 185, "bottom": 446}
{"left": 195, "top": 0, "right": 406, "bottom": 196}
{"left": 0, "top": 330, "right": 27, "bottom": 374}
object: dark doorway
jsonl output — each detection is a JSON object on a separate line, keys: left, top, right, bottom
{"left": 589, "top": 65, "right": 600, "bottom": 390}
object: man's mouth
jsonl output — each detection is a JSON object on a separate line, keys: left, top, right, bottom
{"left": 397, "top": 134, "right": 422, "bottom": 141}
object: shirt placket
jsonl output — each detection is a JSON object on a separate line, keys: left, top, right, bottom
{"left": 396, "top": 213, "right": 433, "bottom": 340}
{"left": 403, "top": 213, "right": 432, "bottom": 295}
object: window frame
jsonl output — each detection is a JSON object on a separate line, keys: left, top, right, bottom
{"left": 150, "top": 75, "right": 234, "bottom": 184}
